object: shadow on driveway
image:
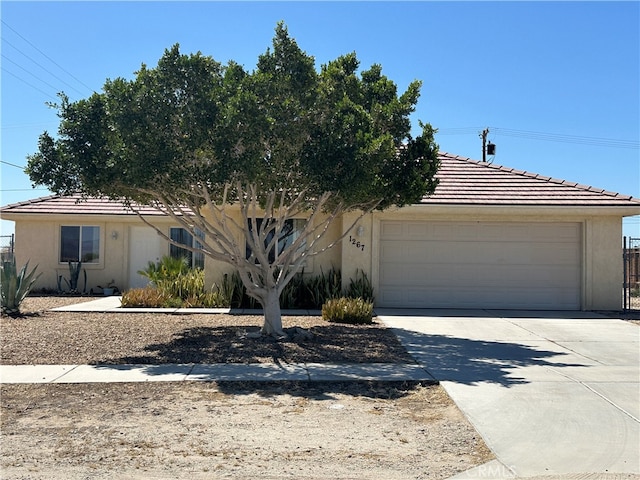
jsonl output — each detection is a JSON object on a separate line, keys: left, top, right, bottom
{"left": 389, "top": 328, "right": 582, "bottom": 386}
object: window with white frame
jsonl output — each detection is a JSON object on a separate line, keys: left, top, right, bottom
{"left": 169, "top": 227, "right": 205, "bottom": 269}
{"left": 60, "top": 226, "right": 100, "bottom": 263}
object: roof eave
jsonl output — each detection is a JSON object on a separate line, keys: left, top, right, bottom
{"left": 402, "top": 203, "right": 640, "bottom": 216}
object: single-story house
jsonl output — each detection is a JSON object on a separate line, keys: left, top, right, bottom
{"left": 2, "top": 152, "right": 639, "bottom": 311}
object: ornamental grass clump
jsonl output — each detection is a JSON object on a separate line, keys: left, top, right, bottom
{"left": 120, "top": 286, "right": 172, "bottom": 308}
{"left": 322, "top": 297, "right": 374, "bottom": 325}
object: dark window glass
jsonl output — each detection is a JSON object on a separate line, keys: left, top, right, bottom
{"left": 60, "top": 226, "right": 100, "bottom": 263}
{"left": 170, "top": 228, "right": 205, "bottom": 269}
{"left": 60, "top": 226, "right": 80, "bottom": 262}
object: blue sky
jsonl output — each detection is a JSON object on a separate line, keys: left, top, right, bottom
{"left": 1, "top": 1, "right": 639, "bottom": 237}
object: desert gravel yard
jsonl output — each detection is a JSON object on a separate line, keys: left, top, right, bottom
{"left": 0, "top": 296, "right": 494, "bottom": 479}
{"left": 1, "top": 296, "right": 414, "bottom": 365}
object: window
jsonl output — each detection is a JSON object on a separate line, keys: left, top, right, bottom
{"left": 170, "top": 227, "right": 205, "bottom": 269}
{"left": 60, "top": 226, "right": 100, "bottom": 263}
{"left": 246, "top": 218, "right": 305, "bottom": 264}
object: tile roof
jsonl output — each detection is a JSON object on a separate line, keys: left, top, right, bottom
{"left": 424, "top": 153, "right": 640, "bottom": 207}
{"left": 0, "top": 194, "right": 177, "bottom": 216}
{"left": 1, "top": 153, "right": 639, "bottom": 215}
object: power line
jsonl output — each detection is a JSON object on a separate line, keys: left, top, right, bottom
{"left": 1, "top": 69, "right": 58, "bottom": 102}
{"left": 492, "top": 127, "right": 639, "bottom": 149}
{"left": 2, "top": 37, "right": 85, "bottom": 99}
{"left": 0, "top": 160, "right": 27, "bottom": 170}
{"left": 1, "top": 20, "right": 95, "bottom": 95}
{"left": 2, "top": 54, "right": 63, "bottom": 96}
{"left": 437, "top": 126, "right": 639, "bottom": 149}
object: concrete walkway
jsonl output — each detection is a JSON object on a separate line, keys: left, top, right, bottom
{"left": 378, "top": 309, "right": 640, "bottom": 478}
{"left": 0, "top": 362, "right": 434, "bottom": 383}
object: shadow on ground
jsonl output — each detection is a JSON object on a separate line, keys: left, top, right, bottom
{"left": 94, "top": 324, "right": 413, "bottom": 365}
{"left": 92, "top": 325, "right": 583, "bottom": 394}
{"left": 390, "top": 327, "right": 583, "bottom": 386}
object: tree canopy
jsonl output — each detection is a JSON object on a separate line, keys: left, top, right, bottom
{"left": 26, "top": 23, "right": 439, "bottom": 336}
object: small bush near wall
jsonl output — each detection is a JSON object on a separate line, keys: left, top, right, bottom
{"left": 322, "top": 297, "right": 374, "bottom": 324}
{"left": 121, "top": 285, "right": 229, "bottom": 308}
{"left": 221, "top": 267, "right": 345, "bottom": 310}
{"left": 120, "top": 287, "right": 172, "bottom": 308}
{"left": 128, "top": 258, "right": 230, "bottom": 308}
{"left": 122, "top": 267, "right": 374, "bottom": 310}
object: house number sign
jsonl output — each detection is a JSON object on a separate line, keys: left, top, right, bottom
{"left": 348, "top": 235, "right": 365, "bottom": 252}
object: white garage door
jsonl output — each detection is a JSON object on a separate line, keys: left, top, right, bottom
{"left": 378, "top": 221, "right": 581, "bottom": 310}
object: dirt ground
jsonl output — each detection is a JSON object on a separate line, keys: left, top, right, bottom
{"left": 1, "top": 296, "right": 494, "bottom": 479}
{"left": 1, "top": 381, "right": 492, "bottom": 480}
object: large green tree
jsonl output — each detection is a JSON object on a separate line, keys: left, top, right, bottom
{"left": 27, "top": 24, "right": 439, "bottom": 337}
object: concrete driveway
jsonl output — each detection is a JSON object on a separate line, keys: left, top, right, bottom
{"left": 377, "top": 310, "right": 640, "bottom": 478}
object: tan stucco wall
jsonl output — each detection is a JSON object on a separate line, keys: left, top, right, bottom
{"left": 9, "top": 215, "right": 178, "bottom": 293}
{"left": 583, "top": 216, "right": 623, "bottom": 310}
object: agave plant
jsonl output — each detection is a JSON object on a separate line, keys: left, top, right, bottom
{"left": 58, "top": 261, "right": 86, "bottom": 293}
{"left": 1, "top": 258, "right": 42, "bottom": 317}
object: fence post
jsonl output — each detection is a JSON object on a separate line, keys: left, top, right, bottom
{"left": 623, "top": 236, "right": 628, "bottom": 311}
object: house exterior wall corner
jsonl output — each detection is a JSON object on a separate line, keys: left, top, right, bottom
{"left": 583, "top": 216, "right": 623, "bottom": 311}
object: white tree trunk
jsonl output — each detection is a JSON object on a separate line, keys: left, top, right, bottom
{"left": 260, "top": 287, "right": 285, "bottom": 338}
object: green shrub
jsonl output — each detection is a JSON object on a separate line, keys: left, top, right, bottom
{"left": 305, "top": 266, "right": 342, "bottom": 308}
{"left": 344, "top": 269, "right": 374, "bottom": 303}
{"left": 183, "top": 290, "right": 229, "bottom": 308}
{"left": 1, "top": 259, "right": 41, "bottom": 317}
{"left": 162, "top": 296, "right": 184, "bottom": 308}
{"left": 220, "top": 273, "right": 238, "bottom": 307}
{"left": 218, "top": 267, "right": 372, "bottom": 310}
{"left": 138, "top": 256, "right": 189, "bottom": 286}
{"left": 280, "top": 271, "right": 305, "bottom": 309}
{"left": 221, "top": 271, "right": 258, "bottom": 309}
{"left": 322, "top": 297, "right": 374, "bottom": 324}
{"left": 157, "top": 268, "right": 206, "bottom": 300}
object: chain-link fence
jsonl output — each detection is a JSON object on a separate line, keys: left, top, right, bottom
{"left": 624, "top": 237, "right": 640, "bottom": 311}
{"left": 1, "top": 234, "right": 15, "bottom": 263}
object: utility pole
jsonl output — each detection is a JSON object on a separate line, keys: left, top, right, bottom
{"left": 480, "top": 127, "right": 495, "bottom": 162}
{"left": 481, "top": 128, "right": 489, "bottom": 162}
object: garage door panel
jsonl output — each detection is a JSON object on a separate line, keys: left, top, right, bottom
{"left": 380, "top": 285, "right": 580, "bottom": 310}
{"left": 477, "top": 264, "right": 578, "bottom": 287}
{"left": 378, "top": 221, "right": 581, "bottom": 310}
{"left": 380, "top": 263, "right": 470, "bottom": 288}
{"left": 530, "top": 223, "right": 580, "bottom": 241}
{"left": 379, "top": 242, "right": 407, "bottom": 263}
